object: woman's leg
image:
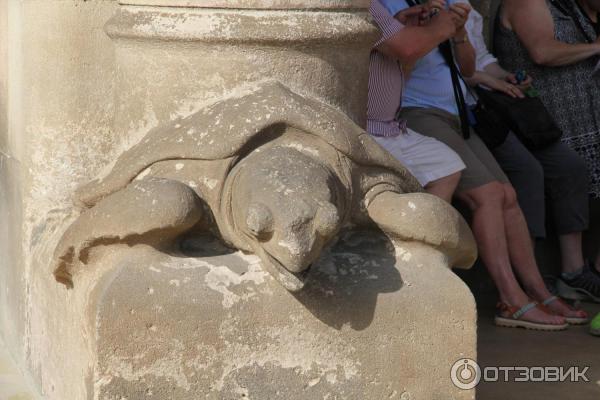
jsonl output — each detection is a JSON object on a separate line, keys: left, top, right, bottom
{"left": 457, "top": 182, "right": 564, "bottom": 325}
{"left": 559, "top": 233, "right": 585, "bottom": 273}
{"left": 492, "top": 133, "right": 546, "bottom": 239}
{"left": 533, "top": 140, "right": 589, "bottom": 273}
{"left": 500, "top": 183, "right": 588, "bottom": 318}
{"left": 498, "top": 184, "right": 550, "bottom": 294}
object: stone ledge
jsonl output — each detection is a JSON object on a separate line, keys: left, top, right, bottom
{"left": 105, "top": 6, "right": 377, "bottom": 45}
{"left": 118, "top": 0, "right": 369, "bottom": 9}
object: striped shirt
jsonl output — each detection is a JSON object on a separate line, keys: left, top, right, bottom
{"left": 367, "top": 0, "right": 408, "bottom": 137}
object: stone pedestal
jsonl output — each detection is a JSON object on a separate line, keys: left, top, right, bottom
{"left": 95, "top": 232, "right": 476, "bottom": 399}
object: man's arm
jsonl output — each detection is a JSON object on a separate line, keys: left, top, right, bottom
{"left": 377, "top": 9, "right": 457, "bottom": 66}
{"left": 503, "top": 0, "right": 600, "bottom": 66}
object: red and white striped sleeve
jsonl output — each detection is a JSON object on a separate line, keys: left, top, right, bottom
{"left": 370, "top": 0, "right": 405, "bottom": 48}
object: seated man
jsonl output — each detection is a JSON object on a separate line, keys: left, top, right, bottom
{"left": 369, "top": 0, "right": 466, "bottom": 203}
{"left": 380, "top": 0, "right": 572, "bottom": 329}
{"left": 463, "top": 4, "right": 589, "bottom": 322}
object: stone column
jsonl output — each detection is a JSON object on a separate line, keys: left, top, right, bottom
{"left": 104, "top": 0, "right": 376, "bottom": 151}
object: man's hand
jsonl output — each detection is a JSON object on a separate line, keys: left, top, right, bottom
{"left": 396, "top": 5, "right": 427, "bottom": 26}
{"left": 396, "top": 0, "right": 447, "bottom": 27}
{"left": 426, "top": 0, "right": 447, "bottom": 13}
{"left": 427, "top": 9, "right": 459, "bottom": 39}
{"left": 419, "top": 0, "right": 447, "bottom": 23}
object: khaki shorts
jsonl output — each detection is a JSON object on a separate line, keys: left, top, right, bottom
{"left": 400, "top": 107, "right": 509, "bottom": 192}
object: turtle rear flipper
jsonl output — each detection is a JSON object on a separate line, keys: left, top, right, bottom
{"left": 54, "top": 178, "right": 204, "bottom": 287}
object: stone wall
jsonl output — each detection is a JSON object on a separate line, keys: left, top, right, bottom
{"left": 0, "top": 1, "right": 118, "bottom": 398}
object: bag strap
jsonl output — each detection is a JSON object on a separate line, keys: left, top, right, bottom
{"left": 441, "top": 42, "right": 472, "bottom": 139}
{"left": 405, "top": 0, "right": 471, "bottom": 139}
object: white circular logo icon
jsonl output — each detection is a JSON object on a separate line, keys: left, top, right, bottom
{"left": 451, "top": 358, "right": 481, "bottom": 390}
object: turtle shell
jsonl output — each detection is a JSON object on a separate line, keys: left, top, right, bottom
{"left": 78, "top": 81, "right": 422, "bottom": 207}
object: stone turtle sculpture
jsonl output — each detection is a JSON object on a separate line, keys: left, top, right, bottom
{"left": 53, "top": 82, "right": 476, "bottom": 291}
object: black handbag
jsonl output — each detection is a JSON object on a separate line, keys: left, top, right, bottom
{"left": 468, "top": 96, "right": 511, "bottom": 149}
{"left": 474, "top": 87, "right": 563, "bottom": 150}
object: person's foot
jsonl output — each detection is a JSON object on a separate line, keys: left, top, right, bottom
{"left": 558, "top": 264, "right": 600, "bottom": 303}
{"left": 538, "top": 296, "right": 588, "bottom": 325}
{"left": 495, "top": 301, "right": 567, "bottom": 331}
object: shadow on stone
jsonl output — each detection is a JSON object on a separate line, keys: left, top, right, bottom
{"left": 178, "top": 234, "right": 237, "bottom": 258}
{"left": 294, "top": 228, "right": 403, "bottom": 331}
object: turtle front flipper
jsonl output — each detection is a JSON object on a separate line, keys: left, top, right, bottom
{"left": 53, "top": 178, "right": 204, "bottom": 287}
{"left": 367, "top": 192, "right": 477, "bottom": 270}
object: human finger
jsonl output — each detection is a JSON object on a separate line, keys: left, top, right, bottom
{"left": 451, "top": 3, "right": 472, "bottom": 13}
{"left": 427, "top": 0, "right": 446, "bottom": 11}
{"left": 449, "top": 5, "right": 468, "bottom": 19}
{"left": 505, "top": 84, "right": 524, "bottom": 98}
{"left": 505, "top": 74, "right": 518, "bottom": 84}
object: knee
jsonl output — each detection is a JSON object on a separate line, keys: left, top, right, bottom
{"left": 458, "top": 181, "right": 506, "bottom": 210}
{"left": 502, "top": 183, "right": 519, "bottom": 208}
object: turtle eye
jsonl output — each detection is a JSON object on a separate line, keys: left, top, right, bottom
{"left": 246, "top": 202, "right": 274, "bottom": 239}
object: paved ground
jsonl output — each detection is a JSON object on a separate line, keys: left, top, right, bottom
{"left": 0, "top": 340, "right": 38, "bottom": 400}
{"left": 476, "top": 294, "right": 600, "bottom": 400}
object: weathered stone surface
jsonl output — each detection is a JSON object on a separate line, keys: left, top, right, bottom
{"left": 95, "top": 232, "right": 476, "bottom": 399}
{"left": 118, "top": 0, "right": 369, "bottom": 8}
{"left": 0, "top": 2, "right": 119, "bottom": 399}
{"left": 0, "top": 1, "right": 480, "bottom": 399}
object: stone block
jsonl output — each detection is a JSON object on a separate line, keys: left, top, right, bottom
{"left": 95, "top": 232, "right": 476, "bottom": 399}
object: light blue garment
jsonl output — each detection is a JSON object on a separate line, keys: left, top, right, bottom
{"left": 379, "top": 0, "right": 468, "bottom": 116}
{"left": 380, "top": 0, "right": 413, "bottom": 16}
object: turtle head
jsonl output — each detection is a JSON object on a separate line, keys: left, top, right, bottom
{"left": 243, "top": 198, "right": 341, "bottom": 274}
{"left": 230, "top": 145, "right": 346, "bottom": 289}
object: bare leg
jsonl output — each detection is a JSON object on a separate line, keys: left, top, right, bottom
{"left": 499, "top": 184, "right": 585, "bottom": 319}
{"left": 457, "top": 182, "right": 564, "bottom": 325}
{"left": 498, "top": 183, "right": 547, "bottom": 295}
{"left": 424, "top": 171, "right": 461, "bottom": 203}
